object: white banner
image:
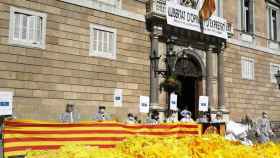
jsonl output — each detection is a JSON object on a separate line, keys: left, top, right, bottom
{"left": 114, "top": 89, "right": 123, "bottom": 107}
{"left": 166, "top": 2, "right": 228, "bottom": 39}
{"left": 170, "top": 93, "right": 178, "bottom": 111}
{"left": 198, "top": 96, "right": 209, "bottom": 112}
{"left": 139, "top": 96, "right": 150, "bottom": 113}
{"left": 0, "top": 91, "right": 13, "bottom": 115}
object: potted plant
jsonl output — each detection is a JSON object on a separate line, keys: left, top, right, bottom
{"left": 160, "top": 75, "right": 182, "bottom": 94}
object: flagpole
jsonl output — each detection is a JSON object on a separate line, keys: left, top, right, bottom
{"left": 195, "top": 0, "right": 200, "bottom": 9}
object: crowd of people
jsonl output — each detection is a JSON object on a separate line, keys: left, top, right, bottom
{"left": 60, "top": 103, "right": 225, "bottom": 124}
{"left": 59, "top": 104, "right": 276, "bottom": 144}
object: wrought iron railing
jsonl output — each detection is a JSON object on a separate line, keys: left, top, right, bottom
{"left": 146, "top": 0, "right": 234, "bottom": 37}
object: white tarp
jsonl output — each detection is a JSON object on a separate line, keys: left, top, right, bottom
{"left": 226, "top": 121, "right": 248, "bottom": 136}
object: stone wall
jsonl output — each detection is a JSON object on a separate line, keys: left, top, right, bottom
{"left": 224, "top": 44, "right": 280, "bottom": 121}
{"left": 223, "top": 0, "right": 280, "bottom": 121}
{"left": 0, "top": 0, "right": 150, "bottom": 121}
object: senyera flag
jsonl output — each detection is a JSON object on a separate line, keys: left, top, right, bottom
{"left": 199, "top": 0, "right": 216, "bottom": 20}
{"left": 3, "top": 119, "right": 201, "bottom": 157}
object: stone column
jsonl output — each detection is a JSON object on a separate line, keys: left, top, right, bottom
{"left": 218, "top": 43, "right": 225, "bottom": 111}
{"left": 206, "top": 45, "right": 215, "bottom": 109}
{"left": 150, "top": 26, "right": 162, "bottom": 110}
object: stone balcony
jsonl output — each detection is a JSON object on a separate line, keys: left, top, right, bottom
{"left": 146, "top": 0, "right": 234, "bottom": 38}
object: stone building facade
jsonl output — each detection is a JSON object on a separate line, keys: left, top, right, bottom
{"left": 0, "top": 0, "right": 280, "bottom": 122}
{"left": 0, "top": 0, "right": 149, "bottom": 121}
{"left": 147, "top": 0, "right": 280, "bottom": 122}
{"left": 223, "top": 0, "right": 280, "bottom": 121}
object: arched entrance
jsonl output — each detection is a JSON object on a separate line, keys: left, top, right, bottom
{"left": 174, "top": 49, "right": 205, "bottom": 119}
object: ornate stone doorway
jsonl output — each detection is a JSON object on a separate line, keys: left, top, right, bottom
{"left": 174, "top": 49, "right": 205, "bottom": 119}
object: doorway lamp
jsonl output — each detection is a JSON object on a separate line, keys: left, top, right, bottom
{"left": 166, "top": 36, "right": 177, "bottom": 75}
{"left": 150, "top": 36, "right": 178, "bottom": 77}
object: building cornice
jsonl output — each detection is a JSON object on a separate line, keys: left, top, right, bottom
{"left": 228, "top": 38, "right": 280, "bottom": 56}
{"left": 61, "top": 0, "right": 145, "bottom": 22}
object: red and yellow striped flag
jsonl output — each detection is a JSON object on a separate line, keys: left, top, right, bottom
{"left": 199, "top": 0, "right": 216, "bottom": 20}
{"left": 3, "top": 119, "right": 201, "bottom": 157}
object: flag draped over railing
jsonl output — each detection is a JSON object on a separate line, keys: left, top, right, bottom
{"left": 199, "top": 0, "right": 216, "bottom": 20}
{"left": 3, "top": 119, "right": 201, "bottom": 157}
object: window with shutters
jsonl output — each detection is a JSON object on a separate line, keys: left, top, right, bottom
{"left": 270, "top": 63, "right": 280, "bottom": 83}
{"left": 89, "top": 24, "right": 117, "bottom": 59}
{"left": 9, "top": 7, "right": 47, "bottom": 49}
{"left": 267, "top": 3, "right": 280, "bottom": 50}
{"left": 241, "top": 57, "right": 254, "bottom": 80}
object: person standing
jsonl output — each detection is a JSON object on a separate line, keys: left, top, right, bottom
{"left": 166, "top": 110, "right": 178, "bottom": 123}
{"left": 256, "top": 112, "right": 274, "bottom": 143}
{"left": 60, "top": 103, "right": 80, "bottom": 123}
{"left": 93, "top": 106, "right": 112, "bottom": 121}
{"left": 180, "top": 110, "right": 194, "bottom": 123}
{"left": 146, "top": 111, "right": 160, "bottom": 124}
{"left": 211, "top": 111, "right": 224, "bottom": 123}
{"left": 196, "top": 112, "right": 209, "bottom": 123}
{"left": 125, "top": 113, "right": 136, "bottom": 124}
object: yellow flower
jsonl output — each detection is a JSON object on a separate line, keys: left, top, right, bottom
{"left": 25, "top": 135, "right": 280, "bottom": 158}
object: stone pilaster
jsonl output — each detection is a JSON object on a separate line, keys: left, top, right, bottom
{"left": 206, "top": 45, "right": 215, "bottom": 110}
{"left": 149, "top": 26, "right": 162, "bottom": 110}
{"left": 218, "top": 43, "right": 225, "bottom": 111}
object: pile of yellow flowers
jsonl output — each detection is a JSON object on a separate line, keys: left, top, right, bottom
{"left": 26, "top": 135, "right": 280, "bottom": 158}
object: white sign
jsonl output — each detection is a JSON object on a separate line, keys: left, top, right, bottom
{"left": 170, "top": 93, "right": 178, "bottom": 111}
{"left": 166, "top": 2, "right": 228, "bottom": 39}
{"left": 114, "top": 89, "right": 123, "bottom": 107}
{"left": 0, "top": 91, "right": 13, "bottom": 115}
{"left": 139, "top": 96, "right": 150, "bottom": 113}
{"left": 198, "top": 96, "right": 209, "bottom": 112}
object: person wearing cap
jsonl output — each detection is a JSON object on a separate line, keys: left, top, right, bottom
{"left": 125, "top": 113, "right": 136, "bottom": 124}
{"left": 256, "top": 112, "right": 274, "bottom": 143}
{"left": 196, "top": 112, "right": 208, "bottom": 123}
{"left": 93, "top": 106, "right": 112, "bottom": 121}
{"left": 166, "top": 110, "right": 178, "bottom": 123}
{"left": 60, "top": 103, "right": 80, "bottom": 123}
{"left": 180, "top": 110, "right": 194, "bottom": 123}
{"left": 212, "top": 111, "right": 224, "bottom": 123}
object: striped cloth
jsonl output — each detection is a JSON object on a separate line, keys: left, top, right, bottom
{"left": 3, "top": 119, "right": 201, "bottom": 157}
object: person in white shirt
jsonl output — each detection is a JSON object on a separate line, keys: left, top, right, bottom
{"left": 180, "top": 110, "right": 194, "bottom": 123}
{"left": 212, "top": 111, "right": 224, "bottom": 123}
{"left": 93, "top": 106, "right": 112, "bottom": 121}
{"left": 256, "top": 112, "right": 274, "bottom": 143}
{"left": 60, "top": 104, "right": 80, "bottom": 123}
{"left": 166, "top": 110, "right": 178, "bottom": 123}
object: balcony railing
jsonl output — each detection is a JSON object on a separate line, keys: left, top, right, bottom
{"left": 146, "top": 0, "right": 234, "bottom": 38}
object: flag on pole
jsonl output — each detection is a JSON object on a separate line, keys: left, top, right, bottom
{"left": 199, "top": 0, "right": 216, "bottom": 20}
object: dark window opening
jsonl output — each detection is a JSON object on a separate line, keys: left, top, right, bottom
{"left": 272, "top": 9, "right": 277, "bottom": 41}
{"left": 244, "top": 0, "right": 250, "bottom": 32}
